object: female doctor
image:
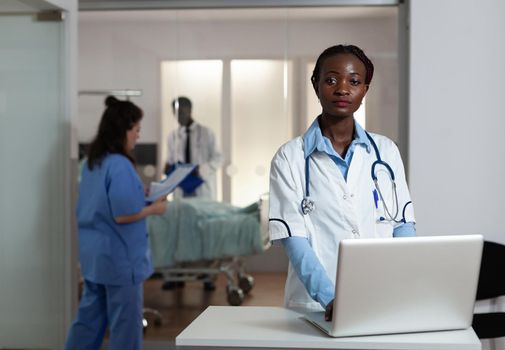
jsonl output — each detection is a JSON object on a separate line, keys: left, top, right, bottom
{"left": 268, "top": 45, "right": 416, "bottom": 320}
{"left": 65, "top": 96, "right": 167, "bottom": 350}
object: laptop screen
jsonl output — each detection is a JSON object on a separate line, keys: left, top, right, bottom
{"left": 325, "top": 235, "right": 483, "bottom": 337}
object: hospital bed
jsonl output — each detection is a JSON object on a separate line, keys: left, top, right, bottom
{"left": 147, "top": 194, "right": 270, "bottom": 307}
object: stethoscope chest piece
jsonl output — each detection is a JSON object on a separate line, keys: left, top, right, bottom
{"left": 301, "top": 197, "right": 315, "bottom": 215}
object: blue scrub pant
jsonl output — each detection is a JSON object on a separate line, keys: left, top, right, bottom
{"left": 65, "top": 280, "right": 143, "bottom": 350}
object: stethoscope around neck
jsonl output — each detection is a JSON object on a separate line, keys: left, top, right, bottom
{"left": 301, "top": 131, "right": 411, "bottom": 224}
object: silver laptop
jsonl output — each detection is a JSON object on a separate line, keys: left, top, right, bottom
{"left": 304, "top": 234, "right": 483, "bottom": 337}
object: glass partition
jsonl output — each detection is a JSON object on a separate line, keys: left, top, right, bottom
{"left": 79, "top": 6, "right": 397, "bottom": 205}
{"left": 230, "top": 59, "right": 293, "bottom": 206}
{"left": 0, "top": 13, "right": 66, "bottom": 348}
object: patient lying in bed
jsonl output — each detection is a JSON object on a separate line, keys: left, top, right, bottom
{"left": 147, "top": 198, "right": 263, "bottom": 268}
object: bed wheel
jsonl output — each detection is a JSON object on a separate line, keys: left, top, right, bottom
{"left": 203, "top": 281, "right": 216, "bottom": 291}
{"left": 143, "top": 307, "right": 163, "bottom": 333}
{"left": 142, "top": 318, "right": 148, "bottom": 335}
{"left": 238, "top": 274, "right": 254, "bottom": 295}
{"left": 227, "top": 286, "right": 244, "bottom": 306}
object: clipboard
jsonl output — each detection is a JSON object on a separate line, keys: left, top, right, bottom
{"left": 145, "top": 164, "right": 196, "bottom": 202}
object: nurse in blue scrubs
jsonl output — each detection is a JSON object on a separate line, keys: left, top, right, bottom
{"left": 65, "top": 96, "right": 167, "bottom": 350}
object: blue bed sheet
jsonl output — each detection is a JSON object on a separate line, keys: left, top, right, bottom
{"left": 147, "top": 198, "right": 263, "bottom": 268}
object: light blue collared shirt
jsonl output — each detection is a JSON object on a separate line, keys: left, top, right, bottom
{"left": 282, "top": 118, "right": 415, "bottom": 308}
{"left": 303, "top": 117, "right": 371, "bottom": 180}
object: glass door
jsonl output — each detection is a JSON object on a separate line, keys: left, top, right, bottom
{"left": 0, "top": 8, "right": 69, "bottom": 349}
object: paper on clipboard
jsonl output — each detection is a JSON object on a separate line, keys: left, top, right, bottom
{"left": 145, "top": 164, "right": 196, "bottom": 202}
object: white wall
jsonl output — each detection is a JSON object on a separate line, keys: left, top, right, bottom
{"left": 409, "top": 0, "right": 505, "bottom": 245}
{"left": 78, "top": 10, "right": 399, "bottom": 144}
{"left": 409, "top": 5, "right": 505, "bottom": 349}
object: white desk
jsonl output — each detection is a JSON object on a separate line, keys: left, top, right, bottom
{"left": 176, "top": 306, "right": 481, "bottom": 350}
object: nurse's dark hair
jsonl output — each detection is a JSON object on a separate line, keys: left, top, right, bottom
{"left": 87, "top": 96, "right": 143, "bottom": 169}
{"left": 311, "top": 44, "right": 374, "bottom": 90}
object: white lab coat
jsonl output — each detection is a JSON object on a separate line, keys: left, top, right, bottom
{"left": 268, "top": 132, "right": 415, "bottom": 311}
{"left": 167, "top": 122, "right": 223, "bottom": 200}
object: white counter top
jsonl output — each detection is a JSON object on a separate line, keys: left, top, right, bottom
{"left": 176, "top": 306, "right": 481, "bottom": 349}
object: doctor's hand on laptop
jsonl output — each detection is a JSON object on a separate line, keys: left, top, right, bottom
{"left": 325, "top": 299, "right": 334, "bottom": 321}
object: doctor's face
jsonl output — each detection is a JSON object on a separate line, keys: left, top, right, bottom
{"left": 126, "top": 121, "right": 141, "bottom": 151}
{"left": 173, "top": 105, "right": 192, "bottom": 126}
{"left": 315, "top": 53, "right": 369, "bottom": 119}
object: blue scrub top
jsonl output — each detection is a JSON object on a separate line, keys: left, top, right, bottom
{"left": 77, "top": 154, "right": 153, "bottom": 286}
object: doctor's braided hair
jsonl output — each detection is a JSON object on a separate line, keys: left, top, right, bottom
{"left": 87, "top": 96, "right": 143, "bottom": 169}
{"left": 311, "top": 44, "right": 374, "bottom": 91}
